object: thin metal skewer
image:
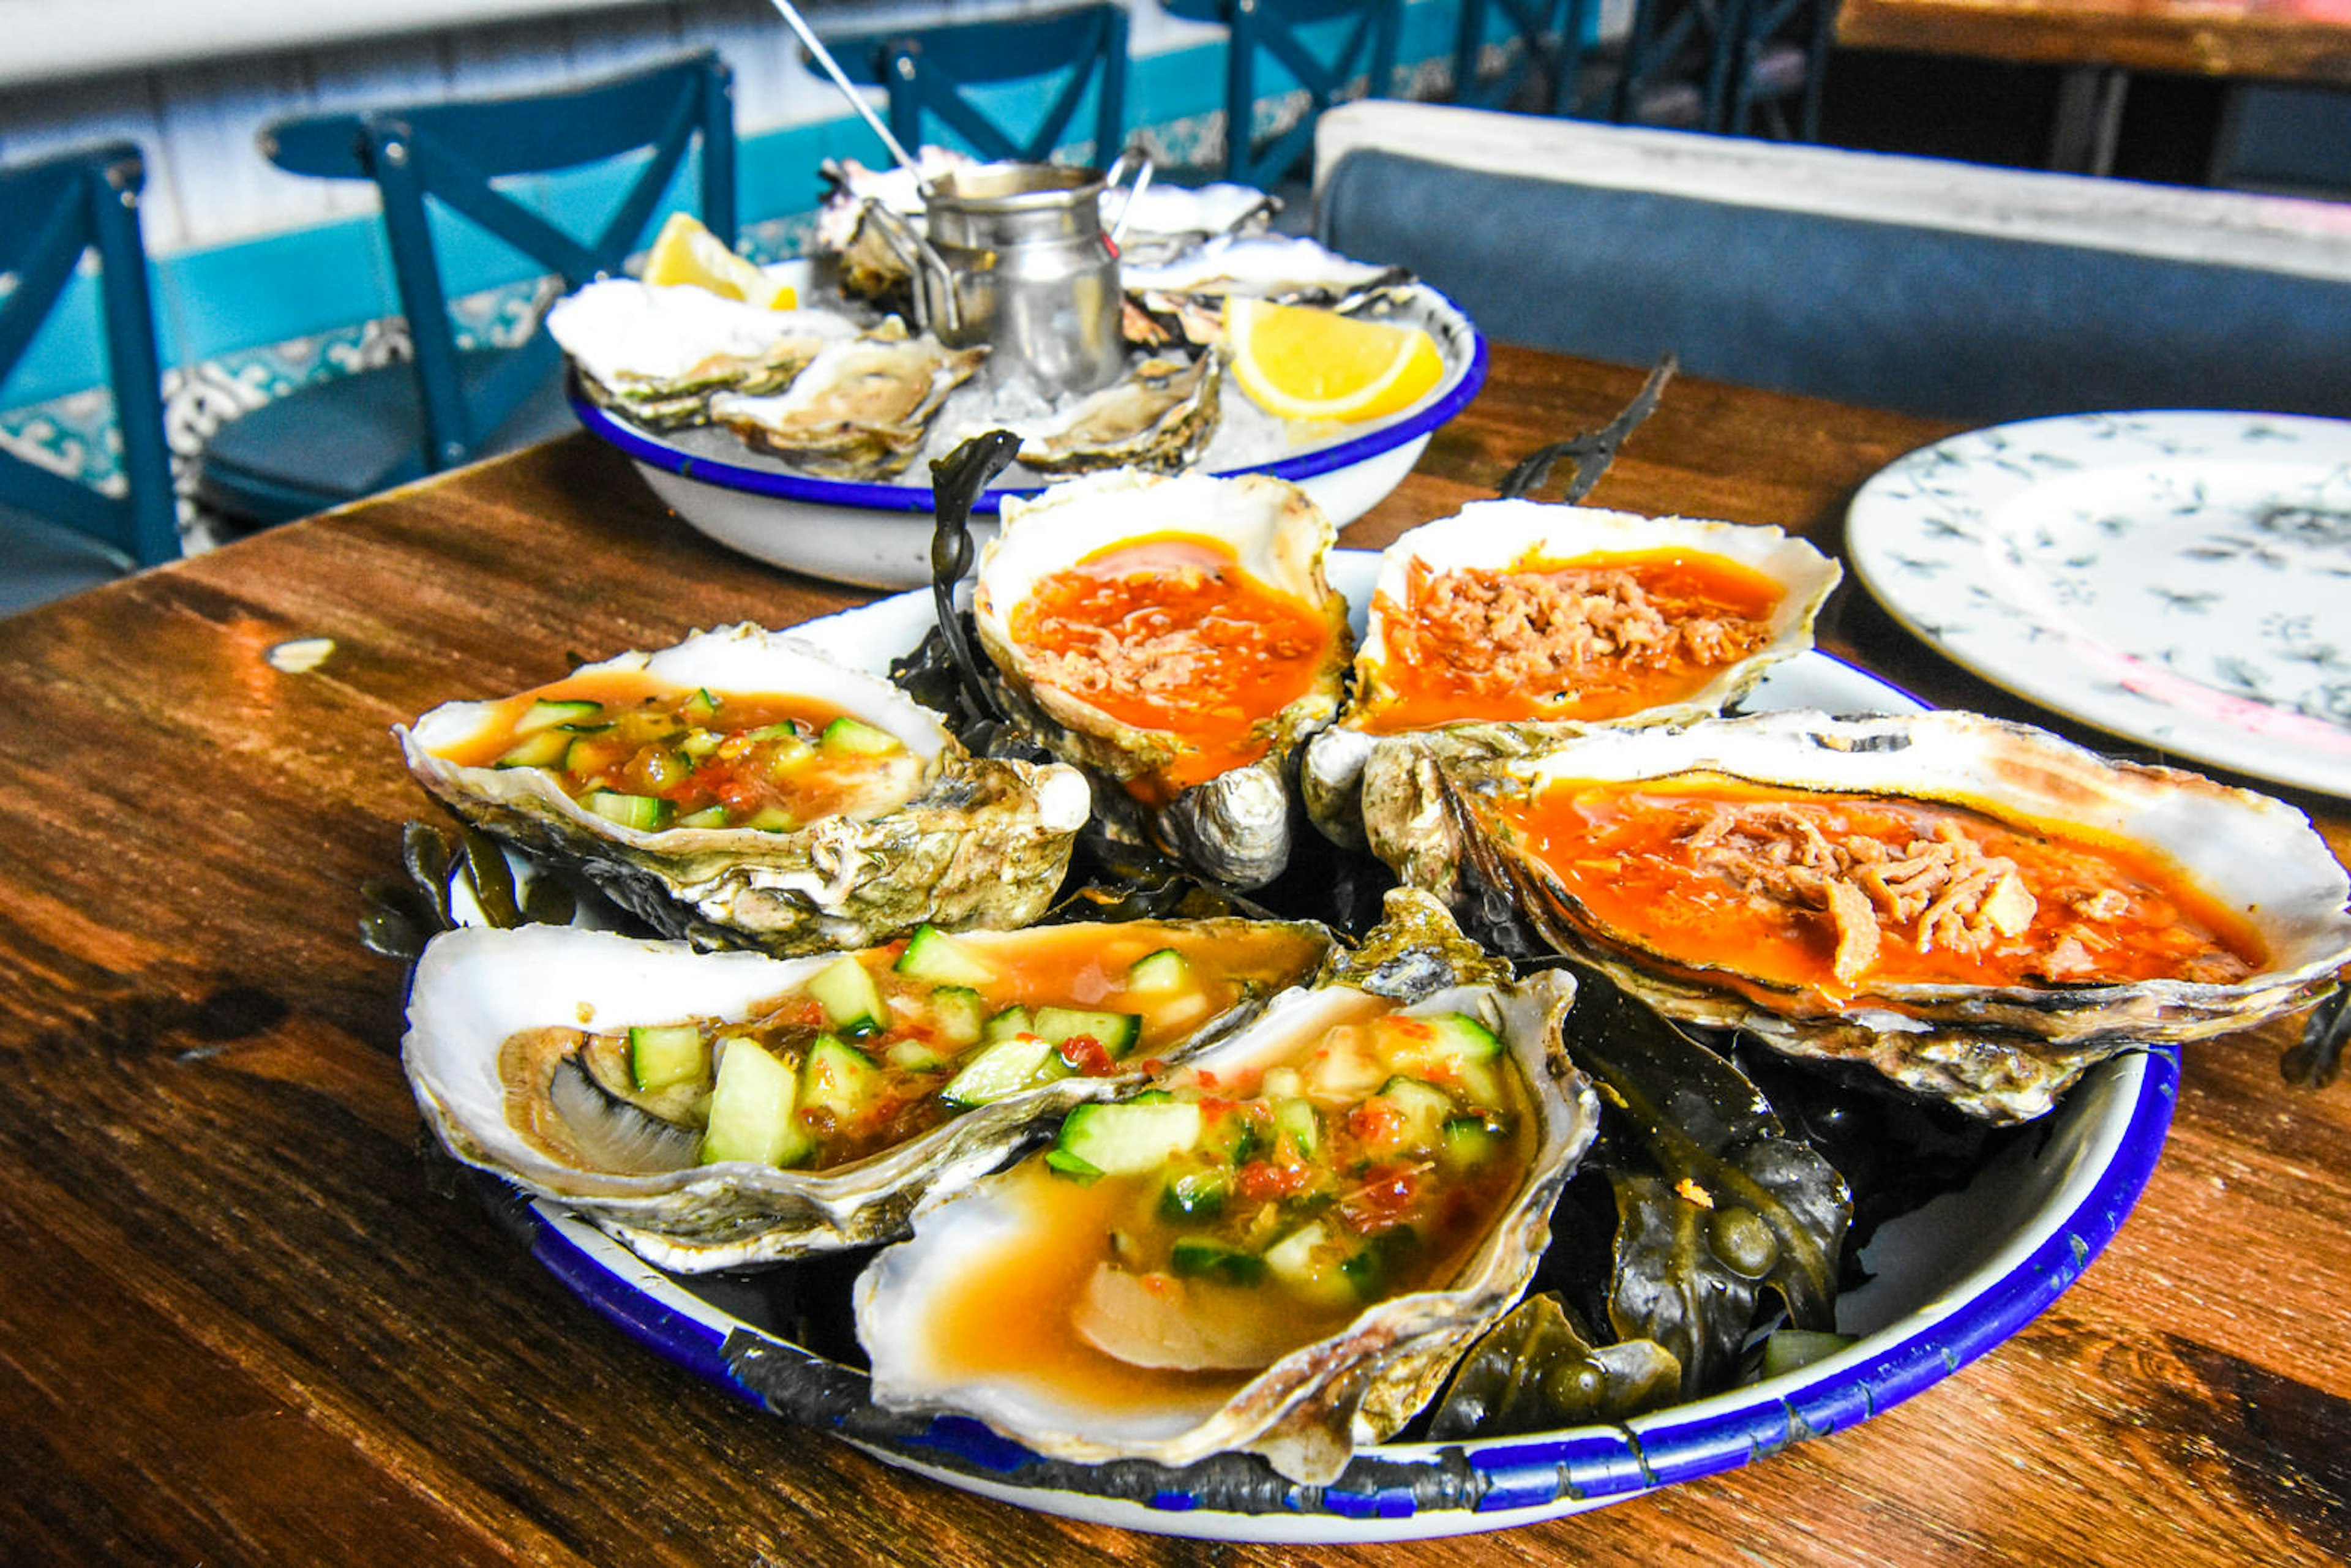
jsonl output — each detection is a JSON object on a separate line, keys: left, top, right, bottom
{"left": 763, "top": 0, "right": 922, "bottom": 175}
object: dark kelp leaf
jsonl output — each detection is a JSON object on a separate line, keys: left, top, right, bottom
{"left": 1428, "top": 1291, "right": 1681, "bottom": 1439}
{"left": 1560, "top": 967, "right": 1850, "bottom": 1400}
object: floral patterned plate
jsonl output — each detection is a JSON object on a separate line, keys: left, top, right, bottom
{"left": 1847, "top": 411, "right": 2351, "bottom": 797}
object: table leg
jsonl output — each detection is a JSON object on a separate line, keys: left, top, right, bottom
{"left": 2048, "top": 64, "right": 2129, "bottom": 175}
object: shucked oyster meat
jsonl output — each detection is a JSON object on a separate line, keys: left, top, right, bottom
{"left": 1363, "top": 708, "right": 2351, "bottom": 1120}
{"left": 402, "top": 915, "right": 1330, "bottom": 1270}
{"left": 397, "top": 623, "right": 1087, "bottom": 954}
{"left": 854, "top": 890, "right": 1600, "bottom": 1484}
{"left": 1303, "top": 501, "right": 1841, "bottom": 847}
{"left": 1011, "top": 352, "right": 1223, "bottom": 476}
{"left": 711, "top": 320, "right": 988, "bottom": 479}
{"left": 546, "top": 277, "right": 858, "bottom": 427}
{"left": 972, "top": 467, "right": 1354, "bottom": 890}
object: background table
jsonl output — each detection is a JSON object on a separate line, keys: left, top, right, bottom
{"left": 1837, "top": 0, "right": 2351, "bottom": 171}
{"left": 3, "top": 347, "right": 2346, "bottom": 1563}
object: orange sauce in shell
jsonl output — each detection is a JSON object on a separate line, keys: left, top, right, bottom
{"left": 1360, "top": 549, "right": 1787, "bottom": 733}
{"left": 1007, "top": 535, "right": 1335, "bottom": 803}
{"left": 1498, "top": 777, "right": 2265, "bottom": 999}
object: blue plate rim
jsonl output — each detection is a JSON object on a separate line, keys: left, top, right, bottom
{"left": 509, "top": 1043, "right": 2176, "bottom": 1534}
{"left": 566, "top": 315, "right": 1490, "bottom": 516}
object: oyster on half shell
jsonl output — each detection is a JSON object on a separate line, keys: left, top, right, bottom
{"left": 1012, "top": 352, "right": 1223, "bottom": 476}
{"left": 854, "top": 890, "right": 1601, "bottom": 1484}
{"left": 1362, "top": 709, "right": 2351, "bottom": 1121}
{"left": 1303, "top": 502, "right": 1841, "bottom": 848}
{"left": 402, "top": 915, "right": 1331, "bottom": 1270}
{"left": 711, "top": 320, "right": 988, "bottom": 479}
{"left": 397, "top": 623, "right": 1089, "bottom": 954}
{"left": 971, "top": 468, "right": 1355, "bottom": 890}
{"left": 547, "top": 278, "right": 858, "bottom": 428}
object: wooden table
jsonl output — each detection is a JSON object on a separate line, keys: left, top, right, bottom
{"left": 1838, "top": 0, "right": 2351, "bottom": 173}
{"left": 5, "top": 347, "right": 2347, "bottom": 1564}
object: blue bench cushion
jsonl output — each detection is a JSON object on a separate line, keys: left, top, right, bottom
{"left": 1314, "top": 106, "right": 2351, "bottom": 425}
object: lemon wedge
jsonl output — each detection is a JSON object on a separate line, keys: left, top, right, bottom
{"left": 1224, "top": 297, "right": 1445, "bottom": 423}
{"left": 642, "top": 212, "right": 797, "bottom": 309}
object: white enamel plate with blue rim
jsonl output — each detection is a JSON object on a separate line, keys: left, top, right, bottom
{"left": 571, "top": 279, "right": 1487, "bottom": 591}
{"left": 483, "top": 553, "right": 2176, "bottom": 1542}
{"left": 1847, "top": 410, "right": 2351, "bottom": 797}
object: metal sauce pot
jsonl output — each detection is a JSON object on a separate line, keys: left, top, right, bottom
{"left": 867, "top": 160, "right": 1130, "bottom": 400}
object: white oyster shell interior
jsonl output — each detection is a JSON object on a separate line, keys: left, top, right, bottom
{"left": 546, "top": 277, "right": 856, "bottom": 389}
{"left": 854, "top": 967, "right": 1597, "bottom": 1484}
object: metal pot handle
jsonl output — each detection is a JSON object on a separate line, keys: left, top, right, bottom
{"left": 860, "top": 199, "right": 961, "bottom": 336}
{"left": 1102, "top": 148, "right": 1155, "bottom": 248}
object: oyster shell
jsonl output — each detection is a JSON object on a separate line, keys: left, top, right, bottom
{"left": 1013, "top": 352, "right": 1223, "bottom": 476}
{"left": 971, "top": 468, "right": 1355, "bottom": 890}
{"left": 1303, "top": 502, "right": 1842, "bottom": 847}
{"left": 710, "top": 320, "right": 988, "bottom": 479}
{"left": 402, "top": 914, "right": 1332, "bottom": 1270}
{"left": 1362, "top": 709, "right": 2351, "bottom": 1120}
{"left": 397, "top": 623, "right": 1089, "bottom": 954}
{"left": 853, "top": 890, "right": 1600, "bottom": 1484}
{"left": 546, "top": 278, "right": 858, "bottom": 427}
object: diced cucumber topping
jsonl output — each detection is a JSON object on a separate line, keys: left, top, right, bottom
{"left": 1339, "top": 1228, "right": 1421, "bottom": 1300}
{"left": 800, "top": 1033, "right": 881, "bottom": 1122}
{"left": 1439, "top": 1113, "right": 1509, "bottom": 1168}
{"left": 583, "top": 790, "right": 672, "bottom": 831}
{"left": 893, "top": 925, "right": 999, "bottom": 988}
{"left": 1044, "top": 1147, "right": 1101, "bottom": 1181}
{"left": 699, "top": 1037, "right": 809, "bottom": 1166}
{"left": 885, "top": 1038, "right": 948, "bottom": 1072}
{"left": 926, "top": 986, "right": 988, "bottom": 1049}
{"left": 820, "top": 716, "right": 902, "bottom": 756}
{"left": 1170, "top": 1237, "right": 1264, "bottom": 1286}
{"left": 1052, "top": 1100, "right": 1203, "bottom": 1177}
{"left": 939, "top": 1033, "right": 1063, "bottom": 1108}
{"left": 1033, "top": 1006, "right": 1142, "bottom": 1059}
{"left": 765, "top": 738, "right": 817, "bottom": 776}
{"left": 982, "top": 1005, "right": 1035, "bottom": 1042}
{"left": 1158, "top": 1168, "right": 1230, "bottom": 1221}
{"left": 1422, "top": 1011, "right": 1505, "bottom": 1060}
{"left": 681, "top": 688, "right": 719, "bottom": 723}
{"left": 1273, "top": 1097, "right": 1321, "bottom": 1160}
{"left": 806, "top": 954, "right": 884, "bottom": 1035}
{"left": 743, "top": 804, "right": 800, "bottom": 833}
{"left": 678, "top": 730, "right": 723, "bottom": 760}
{"left": 627, "top": 1023, "right": 707, "bottom": 1093}
{"left": 1124, "top": 947, "right": 1193, "bottom": 995}
{"left": 495, "top": 729, "right": 574, "bottom": 769}
{"left": 517, "top": 697, "right": 602, "bottom": 735}
{"left": 673, "top": 805, "right": 732, "bottom": 830}
{"left": 1262, "top": 1222, "right": 1329, "bottom": 1282}
{"left": 1360, "top": 1076, "right": 1457, "bottom": 1159}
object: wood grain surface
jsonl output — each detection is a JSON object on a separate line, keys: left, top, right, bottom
{"left": 2, "top": 345, "right": 2345, "bottom": 1565}
{"left": 1836, "top": 0, "right": 2351, "bottom": 85}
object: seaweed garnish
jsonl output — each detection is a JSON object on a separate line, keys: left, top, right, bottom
{"left": 359, "top": 819, "right": 583, "bottom": 967}
{"left": 1557, "top": 967, "right": 1851, "bottom": 1401}
{"left": 2284, "top": 985, "right": 2350, "bottom": 1090}
{"left": 1427, "top": 1291, "right": 1682, "bottom": 1439}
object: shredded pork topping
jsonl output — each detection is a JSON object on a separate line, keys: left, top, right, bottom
{"left": 1682, "top": 805, "right": 2041, "bottom": 986}
{"left": 1414, "top": 566, "right": 1771, "bottom": 697}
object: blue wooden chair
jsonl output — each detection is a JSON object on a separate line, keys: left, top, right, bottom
{"left": 1722, "top": 0, "right": 1837, "bottom": 140}
{"left": 1452, "top": 0, "right": 1604, "bottom": 118}
{"left": 1164, "top": 0, "right": 1402, "bottom": 191}
{"left": 1611, "top": 0, "right": 1742, "bottom": 131}
{"left": 0, "top": 141, "right": 177, "bottom": 618}
{"left": 195, "top": 50, "right": 735, "bottom": 532}
{"left": 816, "top": 3, "right": 1130, "bottom": 166}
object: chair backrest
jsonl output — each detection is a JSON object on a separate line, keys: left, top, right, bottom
{"left": 1452, "top": 0, "right": 1599, "bottom": 118}
{"left": 1316, "top": 100, "right": 2351, "bottom": 425}
{"left": 0, "top": 141, "right": 177, "bottom": 571}
{"left": 1164, "top": 0, "right": 1400, "bottom": 190}
{"left": 820, "top": 4, "right": 1130, "bottom": 167}
{"left": 1612, "top": 0, "right": 1742, "bottom": 132}
{"left": 1723, "top": 0, "right": 1838, "bottom": 140}
{"left": 260, "top": 50, "right": 735, "bottom": 475}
